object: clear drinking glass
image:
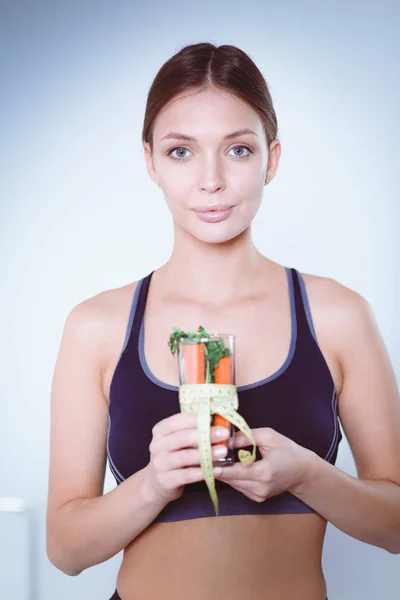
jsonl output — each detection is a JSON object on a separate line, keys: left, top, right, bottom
{"left": 176, "top": 333, "right": 236, "bottom": 466}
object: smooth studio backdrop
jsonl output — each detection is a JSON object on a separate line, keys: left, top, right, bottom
{"left": 0, "top": 1, "right": 399, "bottom": 599}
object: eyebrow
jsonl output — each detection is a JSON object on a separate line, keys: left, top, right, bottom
{"left": 160, "top": 128, "right": 259, "bottom": 142}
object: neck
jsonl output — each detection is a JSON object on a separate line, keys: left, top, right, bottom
{"left": 156, "top": 223, "right": 274, "bottom": 304}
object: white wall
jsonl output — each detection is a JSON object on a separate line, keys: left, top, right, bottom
{"left": 1, "top": 1, "right": 399, "bottom": 599}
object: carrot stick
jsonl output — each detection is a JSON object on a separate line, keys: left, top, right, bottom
{"left": 214, "top": 355, "right": 231, "bottom": 384}
{"left": 213, "top": 355, "right": 231, "bottom": 447}
{"left": 183, "top": 343, "right": 205, "bottom": 384}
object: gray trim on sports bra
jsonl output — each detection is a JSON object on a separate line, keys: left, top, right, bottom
{"left": 297, "top": 271, "right": 318, "bottom": 343}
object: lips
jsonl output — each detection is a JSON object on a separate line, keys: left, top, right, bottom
{"left": 194, "top": 204, "right": 233, "bottom": 213}
{"left": 193, "top": 206, "right": 233, "bottom": 223}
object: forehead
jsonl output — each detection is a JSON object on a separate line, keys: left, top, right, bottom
{"left": 153, "top": 87, "right": 263, "bottom": 141}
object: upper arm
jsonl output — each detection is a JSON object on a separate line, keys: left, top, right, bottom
{"left": 331, "top": 281, "right": 400, "bottom": 485}
{"left": 47, "top": 298, "right": 110, "bottom": 523}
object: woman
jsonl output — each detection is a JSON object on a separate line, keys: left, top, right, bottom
{"left": 46, "top": 42, "right": 400, "bottom": 600}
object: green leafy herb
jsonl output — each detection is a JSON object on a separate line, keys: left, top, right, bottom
{"left": 168, "top": 325, "right": 230, "bottom": 383}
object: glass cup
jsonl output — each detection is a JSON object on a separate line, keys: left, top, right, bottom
{"left": 176, "top": 333, "right": 236, "bottom": 466}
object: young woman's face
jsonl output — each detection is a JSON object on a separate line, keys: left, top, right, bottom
{"left": 144, "top": 86, "right": 280, "bottom": 244}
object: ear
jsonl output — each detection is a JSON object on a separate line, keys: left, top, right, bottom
{"left": 265, "top": 139, "right": 282, "bottom": 184}
{"left": 143, "top": 142, "right": 158, "bottom": 186}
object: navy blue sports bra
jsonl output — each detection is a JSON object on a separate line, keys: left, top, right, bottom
{"left": 107, "top": 267, "right": 342, "bottom": 522}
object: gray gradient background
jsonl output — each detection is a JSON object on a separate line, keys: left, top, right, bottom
{"left": 0, "top": 1, "right": 399, "bottom": 599}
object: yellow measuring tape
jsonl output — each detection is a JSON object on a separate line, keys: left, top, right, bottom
{"left": 179, "top": 383, "right": 257, "bottom": 515}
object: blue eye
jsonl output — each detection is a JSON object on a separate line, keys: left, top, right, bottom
{"left": 168, "top": 147, "right": 190, "bottom": 160}
{"left": 167, "top": 145, "right": 253, "bottom": 161}
{"left": 229, "top": 145, "right": 252, "bottom": 158}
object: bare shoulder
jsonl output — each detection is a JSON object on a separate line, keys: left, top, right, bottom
{"left": 299, "top": 270, "right": 366, "bottom": 311}
{"left": 71, "top": 280, "right": 139, "bottom": 326}
{"left": 67, "top": 280, "right": 141, "bottom": 378}
{"left": 299, "top": 268, "right": 397, "bottom": 391}
{"left": 300, "top": 269, "right": 396, "bottom": 377}
{"left": 299, "top": 269, "right": 372, "bottom": 337}
{"left": 297, "top": 270, "right": 374, "bottom": 396}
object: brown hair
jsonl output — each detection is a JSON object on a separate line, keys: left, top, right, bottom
{"left": 141, "top": 42, "right": 279, "bottom": 153}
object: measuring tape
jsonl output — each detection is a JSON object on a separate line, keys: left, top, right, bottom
{"left": 179, "top": 383, "right": 257, "bottom": 515}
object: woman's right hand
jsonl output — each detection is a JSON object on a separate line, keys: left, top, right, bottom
{"left": 140, "top": 411, "right": 230, "bottom": 505}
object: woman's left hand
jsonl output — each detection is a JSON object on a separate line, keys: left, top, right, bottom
{"left": 214, "top": 427, "right": 315, "bottom": 501}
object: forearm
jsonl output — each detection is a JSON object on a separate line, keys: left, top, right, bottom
{"left": 47, "top": 467, "right": 167, "bottom": 576}
{"left": 290, "top": 452, "right": 400, "bottom": 554}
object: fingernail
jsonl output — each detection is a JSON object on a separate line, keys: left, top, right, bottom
{"left": 214, "top": 445, "right": 227, "bottom": 456}
{"left": 216, "top": 427, "right": 229, "bottom": 438}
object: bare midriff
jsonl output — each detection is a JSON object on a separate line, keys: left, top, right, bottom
{"left": 116, "top": 513, "right": 328, "bottom": 600}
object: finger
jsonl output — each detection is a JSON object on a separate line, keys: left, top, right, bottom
{"left": 219, "top": 478, "right": 263, "bottom": 493}
{"left": 153, "top": 411, "right": 198, "bottom": 437}
{"left": 157, "top": 424, "right": 230, "bottom": 454}
{"left": 163, "top": 444, "right": 228, "bottom": 470}
{"left": 215, "top": 463, "right": 255, "bottom": 480}
{"left": 233, "top": 427, "right": 275, "bottom": 448}
{"left": 156, "top": 411, "right": 225, "bottom": 435}
{"left": 169, "top": 466, "right": 213, "bottom": 487}
{"left": 233, "top": 431, "right": 253, "bottom": 447}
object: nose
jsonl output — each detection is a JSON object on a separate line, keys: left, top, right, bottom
{"left": 200, "top": 180, "right": 225, "bottom": 193}
{"left": 198, "top": 158, "right": 226, "bottom": 193}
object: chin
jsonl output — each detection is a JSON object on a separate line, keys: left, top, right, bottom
{"left": 190, "top": 223, "right": 250, "bottom": 244}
